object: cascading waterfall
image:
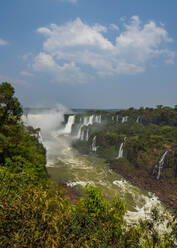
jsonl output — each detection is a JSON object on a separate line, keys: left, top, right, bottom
{"left": 91, "top": 136, "right": 97, "bottom": 152}
{"left": 77, "top": 115, "right": 101, "bottom": 139}
{"left": 87, "top": 115, "right": 94, "bottom": 125}
{"left": 22, "top": 108, "right": 68, "bottom": 164}
{"left": 122, "top": 116, "right": 128, "bottom": 123}
{"left": 23, "top": 109, "right": 172, "bottom": 230}
{"left": 117, "top": 137, "right": 126, "bottom": 159}
{"left": 153, "top": 151, "right": 169, "bottom": 180}
{"left": 93, "top": 115, "right": 101, "bottom": 124}
{"left": 63, "top": 115, "right": 75, "bottom": 134}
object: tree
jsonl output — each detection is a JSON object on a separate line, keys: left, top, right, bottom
{"left": 0, "top": 82, "right": 23, "bottom": 126}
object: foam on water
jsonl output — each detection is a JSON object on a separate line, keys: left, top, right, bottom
{"left": 67, "top": 181, "right": 94, "bottom": 187}
{"left": 22, "top": 108, "right": 172, "bottom": 231}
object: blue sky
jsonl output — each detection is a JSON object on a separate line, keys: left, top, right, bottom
{"left": 0, "top": 0, "right": 177, "bottom": 109}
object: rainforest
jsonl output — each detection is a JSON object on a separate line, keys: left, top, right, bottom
{"left": 0, "top": 82, "right": 176, "bottom": 247}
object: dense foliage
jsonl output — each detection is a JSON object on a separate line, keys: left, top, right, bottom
{"left": 0, "top": 82, "right": 176, "bottom": 247}
{"left": 73, "top": 106, "right": 177, "bottom": 181}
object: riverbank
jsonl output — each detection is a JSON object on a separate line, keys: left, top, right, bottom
{"left": 108, "top": 162, "right": 177, "bottom": 211}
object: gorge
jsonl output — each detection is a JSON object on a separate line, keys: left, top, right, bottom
{"left": 23, "top": 106, "right": 177, "bottom": 220}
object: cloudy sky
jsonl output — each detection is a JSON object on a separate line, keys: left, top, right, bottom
{"left": 0, "top": 0, "right": 177, "bottom": 108}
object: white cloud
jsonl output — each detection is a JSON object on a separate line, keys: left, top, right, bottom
{"left": 115, "top": 16, "right": 173, "bottom": 64}
{"left": 27, "top": 16, "right": 175, "bottom": 83}
{"left": 37, "top": 18, "right": 113, "bottom": 50}
{"left": 32, "top": 52, "right": 86, "bottom": 83}
{"left": 0, "top": 38, "right": 8, "bottom": 46}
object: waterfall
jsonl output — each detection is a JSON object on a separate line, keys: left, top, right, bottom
{"left": 112, "top": 116, "right": 114, "bottom": 121}
{"left": 63, "top": 115, "right": 75, "bottom": 134}
{"left": 153, "top": 151, "right": 169, "bottom": 180}
{"left": 80, "top": 129, "right": 85, "bottom": 141}
{"left": 77, "top": 125, "right": 83, "bottom": 139}
{"left": 38, "top": 131, "right": 43, "bottom": 143}
{"left": 116, "top": 137, "right": 126, "bottom": 159}
{"left": 94, "top": 115, "right": 101, "bottom": 124}
{"left": 136, "top": 116, "right": 140, "bottom": 123}
{"left": 79, "top": 128, "right": 89, "bottom": 142}
{"left": 77, "top": 115, "right": 94, "bottom": 139}
{"left": 117, "top": 142, "right": 124, "bottom": 158}
{"left": 85, "top": 128, "right": 89, "bottom": 141}
{"left": 122, "top": 116, "right": 128, "bottom": 123}
{"left": 91, "top": 136, "right": 97, "bottom": 152}
{"left": 97, "top": 115, "right": 102, "bottom": 124}
{"left": 88, "top": 115, "right": 94, "bottom": 125}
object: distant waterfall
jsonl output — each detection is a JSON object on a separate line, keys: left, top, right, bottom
{"left": 117, "top": 143, "right": 124, "bottom": 158}
{"left": 136, "top": 116, "right": 140, "bottom": 123}
{"left": 94, "top": 115, "right": 102, "bottom": 124}
{"left": 153, "top": 151, "right": 169, "bottom": 180}
{"left": 77, "top": 115, "right": 101, "bottom": 140}
{"left": 77, "top": 125, "right": 83, "bottom": 139}
{"left": 85, "top": 128, "right": 89, "bottom": 141}
{"left": 79, "top": 128, "right": 90, "bottom": 141}
{"left": 63, "top": 115, "right": 75, "bottom": 134}
{"left": 122, "top": 116, "right": 128, "bottom": 123}
{"left": 87, "top": 115, "right": 94, "bottom": 125}
{"left": 91, "top": 136, "right": 97, "bottom": 152}
{"left": 77, "top": 116, "right": 92, "bottom": 139}
{"left": 116, "top": 137, "right": 126, "bottom": 159}
{"left": 80, "top": 129, "right": 85, "bottom": 141}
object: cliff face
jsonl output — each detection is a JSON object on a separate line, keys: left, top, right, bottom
{"left": 109, "top": 153, "right": 177, "bottom": 210}
{"left": 71, "top": 107, "right": 177, "bottom": 210}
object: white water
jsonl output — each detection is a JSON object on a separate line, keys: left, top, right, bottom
{"left": 76, "top": 114, "right": 102, "bottom": 140}
{"left": 116, "top": 137, "right": 126, "bottom": 159}
{"left": 153, "top": 151, "right": 169, "bottom": 180}
{"left": 91, "top": 136, "right": 97, "bottom": 152}
{"left": 39, "top": 131, "right": 43, "bottom": 143}
{"left": 77, "top": 115, "right": 94, "bottom": 139}
{"left": 117, "top": 142, "right": 124, "bottom": 158}
{"left": 85, "top": 128, "right": 89, "bottom": 141}
{"left": 95, "top": 115, "right": 102, "bottom": 124}
{"left": 122, "top": 116, "right": 128, "bottom": 123}
{"left": 22, "top": 109, "right": 170, "bottom": 227}
{"left": 63, "top": 115, "right": 75, "bottom": 135}
{"left": 80, "top": 128, "right": 85, "bottom": 141}
{"left": 136, "top": 116, "right": 140, "bottom": 123}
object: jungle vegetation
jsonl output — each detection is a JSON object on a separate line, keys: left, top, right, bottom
{"left": 0, "top": 82, "right": 176, "bottom": 247}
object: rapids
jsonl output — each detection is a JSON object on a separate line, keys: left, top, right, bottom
{"left": 22, "top": 108, "right": 169, "bottom": 225}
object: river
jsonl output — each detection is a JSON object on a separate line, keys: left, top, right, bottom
{"left": 22, "top": 108, "right": 167, "bottom": 225}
